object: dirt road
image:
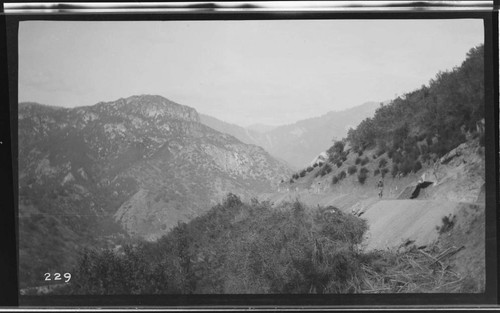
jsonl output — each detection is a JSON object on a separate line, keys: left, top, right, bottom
{"left": 361, "top": 199, "right": 462, "bottom": 251}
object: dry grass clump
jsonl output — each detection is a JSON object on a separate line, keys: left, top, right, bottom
{"left": 358, "top": 244, "right": 467, "bottom": 293}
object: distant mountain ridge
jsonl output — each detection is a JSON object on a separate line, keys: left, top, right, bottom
{"left": 246, "top": 123, "right": 277, "bottom": 133}
{"left": 200, "top": 101, "right": 381, "bottom": 169}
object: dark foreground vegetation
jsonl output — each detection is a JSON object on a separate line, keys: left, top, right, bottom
{"left": 60, "top": 194, "right": 368, "bottom": 294}
{"left": 42, "top": 194, "right": 481, "bottom": 295}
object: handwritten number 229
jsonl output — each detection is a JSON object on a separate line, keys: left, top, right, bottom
{"left": 44, "top": 272, "right": 71, "bottom": 282}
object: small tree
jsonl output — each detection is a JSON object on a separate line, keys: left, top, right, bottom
{"left": 348, "top": 165, "right": 357, "bottom": 175}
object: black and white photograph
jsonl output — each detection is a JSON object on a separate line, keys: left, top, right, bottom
{"left": 16, "top": 17, "right": 488, "bottom": 297}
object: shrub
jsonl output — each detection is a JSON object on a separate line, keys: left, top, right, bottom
{"left": 313, "top": 163, "right": 319, "bottom": 168}
{"left": 421, "top": 153, "right": 431, "bottom": 163}
{"left": 381, "top": 168, "right": 389, "bottom": 178}
{"left": 399, "top": 158, "right": 415, "bottom": 175}
{"left": 292, "top": 173, "right": 299, "bottom": 180}
{"left": 378, "top": 158, "right": 388, "bottom": 168}
{"left": 316, "top": 163, "right": 332, "bottom": 177}
{"left": 355, "top": 157, "right": 362, "bottom": 165}
{"left": 299, "top": 170, "right": 307, "bottom": 177}
{"left": 315, "top": 208, "right": 367, "bottom": 244}
{"left": 336, "top": 161, "right": 343, "bottom": 168}
{"left": 420, "top": 144, "right": 429, "bottom": 155}
{"left": 430, "top": 143, "right": 449, "bottom": 158}
{"left": 338, "top": 171, "right": 347, "bottom": 180}
{"left": 391, "top": 164, "right": 399, "bottom": 177}
{"left": 426, "top": 135, "right": 433, "bottom": 147}
{"left": 437, "top": 215, "right": 455, "bottom": 234}
{"left": 374, "top": 169, "right": 380, "bottom": 176}
{"left": 358, "top": 172, "right": 368, "bottom": 184}
{"left": 306, "top": 166, "right": 314, "bottom": 172}
{"left": 224, "top": 193, "right": 243, "bottom": 208}
{"left": 328, "top": 141, "right": 345, "bottom": 156}
{"left": 375, "top": 141, "right": 387, "bottom": 157}
{"left": 289, "top": 179, "right": 294, "bottom": 184}
{"left": 391, "top": 151, "right": 403, "bottom": 164}
{"left": 359, "top": 167, "right": 369, "bottom": 174}
{"left": 323, "top": 164, "right": 332, "bottom": 175}
{"left": 361, "top": 156, "right": 370, "bottom": 166}
{"left": 413, "top": 161, "right": 422, "bottom": 172}
{"left": 332, "top": 176, "right": 339, "bottom": 185}
{"left": 347, "top": 165, "right": 357, "bottom": 175}
{"left": 417, "top": 133, "right": 427, "bottom": 142}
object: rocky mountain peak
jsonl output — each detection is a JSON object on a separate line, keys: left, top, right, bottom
{"left": 97, "top": 94, "right": 200, "bottom": 123}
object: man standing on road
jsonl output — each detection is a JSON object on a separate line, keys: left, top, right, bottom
{"left": 433, "top": 159, "right": 441, "bottom": 181}
{"left": 377, "top": 179, "right": 384, "bottom": 198}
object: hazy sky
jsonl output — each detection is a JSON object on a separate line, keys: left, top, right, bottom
{"left": 19, "top": 19, "right": 483, "bottom": 126}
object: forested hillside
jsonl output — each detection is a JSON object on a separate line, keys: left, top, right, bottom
{"left": 284, "top": 45, "right": 484, "bottom": 187}
{"left": 343, "top": 45, "right": 484, "bottom": 172}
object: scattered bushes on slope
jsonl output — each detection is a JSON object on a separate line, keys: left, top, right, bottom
{"left": 360, "top": 157, "right": 370, "bottom": 166}
{"left": 316, "top": 163, "right": 332, "bottom": 177}
{"left": 328, "top": 45, "right": 485, "bottom": 173}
